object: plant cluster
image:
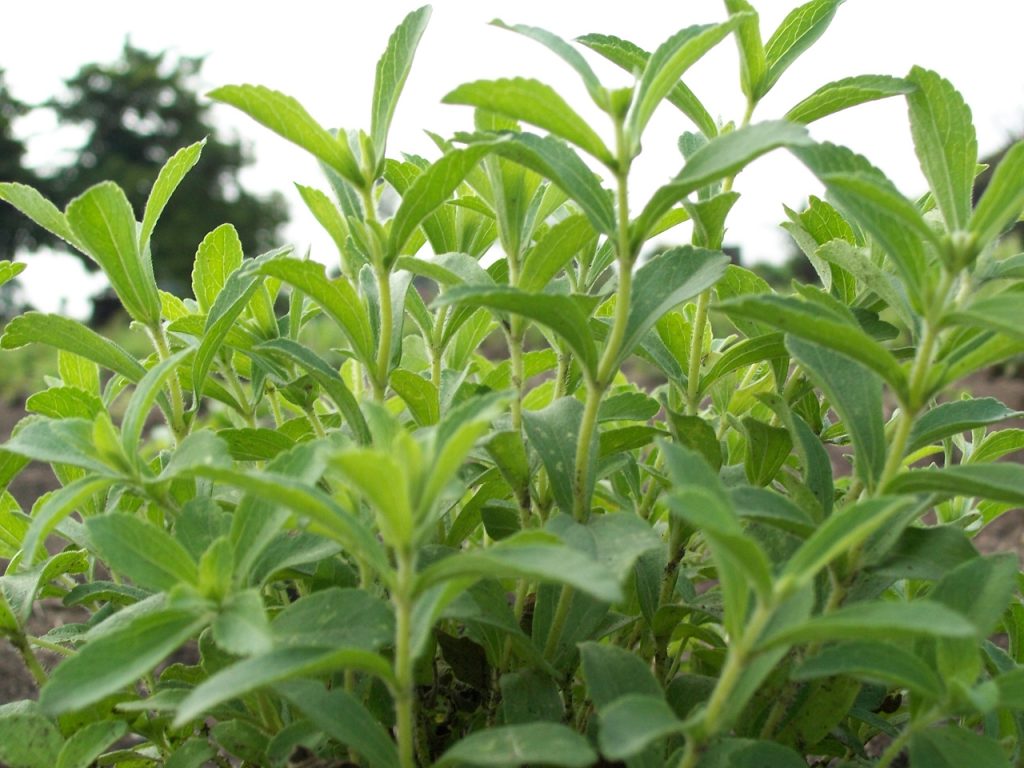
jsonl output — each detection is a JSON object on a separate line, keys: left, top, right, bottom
{"left": 3, "top": 2, "right": 1024, "bottom": 766}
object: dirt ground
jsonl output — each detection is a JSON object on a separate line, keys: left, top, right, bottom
{"left": 2, "top": 373, "right": 1024, "bottom": 705}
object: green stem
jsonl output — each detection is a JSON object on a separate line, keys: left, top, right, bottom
{"left": 686, "top": 290, "right": 711, "bottom": 414}
{"left": 147, "top": 323, "right": 187, "bottom": 443}
{"left": 508, "top": 320, "right": 525, "bottom": 432}
{"left": 572, "top": 383, "right": 602, "bottom": 522}
{"left": 374, "top": 263, "right": 393, "bottom": 401}
{"left": 543, "top": 583, "right": 574, "bottom": 661}
{"left": 11, "top": 632, "right": 48, "bottom": 686}
{"left": 393, "top": 549, "right": 418, "bottom": 768}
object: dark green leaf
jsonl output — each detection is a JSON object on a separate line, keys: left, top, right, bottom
{"left": 741, "top": 416, "right": 791, "bottom": 486}
{"left": 908, "top": 727, "right": 1009, "bottom": 768}
{"left": 87, "top": 514, "right": 198, "bottom": 591}
{"left": 273, "top": 587, "right": 394, "bottom": 650}
{"left": 786, "top": 75, "right": 913, "bottom": 124}
{"left": 786, "top": 336, "right": 887, "bottom": 491}
{"left": 909, "top": 397, "right": 1021, "bottom": 453}
{"left": 520, "top": 214, "right": 594, "bottom": 292}
{"left": 522, "top": 397, "right": 591, "bottom": 515}
{"left": 598, "top": 693, "right": 682, "bottom": 761}
{"left": 888, "top": 463, "right": 1024, "bottom": 505}
{"left": 794, "top": 640, "right": 943, "bottom": 698}
{"left": 500, "top": 670, "right": 565, "bottom": 724}
{"left": 40, "top": 609, "right": 207, "bottom": 714}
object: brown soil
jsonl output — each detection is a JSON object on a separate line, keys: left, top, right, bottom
{"left": 2, "top": 373, "right": 1024, "bottom": 705}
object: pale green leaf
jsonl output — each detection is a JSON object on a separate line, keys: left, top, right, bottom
{"left": 191, "top": 223, "right": 244, "bottom": 313}
{"left": 786, "top": 74, "right": 913, "bottom": 124}
{"left": 372, "top": 6, "right": 431, "bottom": 165}
{"left": 0, "top": 183, "right": 80, "bottom": 249}
{"left": 140, "top": 139, "right": 205, "bottom": 256}
{"left": 763, "top": 0, "right": 843, "bottom": 94}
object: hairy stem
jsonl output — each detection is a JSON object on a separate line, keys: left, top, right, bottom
{"left": 147, "top": 323, "right": 187, "bottom": 443}
{"left": 393, "top": 549, "right": 417, "bottom": 768}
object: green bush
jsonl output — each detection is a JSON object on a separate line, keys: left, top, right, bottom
{"left": 2, "top": 3, "right": 1024, "bottom": 766}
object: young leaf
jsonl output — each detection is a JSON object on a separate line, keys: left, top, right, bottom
{"left": 436, "top": 723, "right": 597, "bottom": 767}
{"left": 0, "top": 183, "right": 81, "bottom": 249}
{"left": 437, "top": 285, "right": 598, "bottom": 380}
{"left": 725, "top": 0, "right": 767, "bottom": 100}
{"left": 387, "top": 144, "right": 492, "bottom": 261}
{"left": 970, "top": 141, "right": 1024, "bottom": 249}
{"left": 139, "top": 139, "right": 206, "bottom": 257}
{"left": 3, "top": 418, "right": 118, "bottom": 477}
{"left": 444, "top": 78, "right": 613, "bottom": 166}
{"left": 208, "top": 84, "right": 364, "bottom": 187}
{"left": 192, "top": 223, "right": 244, "bottom": 313}
{"left": 763, "top": 0, "right": 844, "bottom": 94}
{"left": 598, "top": 694, "right": 683, "bottom": 761}
{"left": 371, "top": 5, "right": 431, "bottom": 166}
{"left": 66, "top": 181, "right": 161, "bottom": 326}
{"left": 332, "top": 447, "right": 412, "bottom": 547}
{"left": 614, "top": 246, "right": 730, "bottom": 373}
{"left": 462, "top": 131, "right": 616, "bottom": 234}
{"left": 906, "top": 66, "right": 977, "bottom": 232}
{"left": 576, "top": 33, "right": 717, "bottom": 137}
{"left": 86, "top": 514, "right": 198, "bottom": 591}
{"left": 40, "top": 609, "right": 208, "bottom": 714}
{"left": 635, "top": 121, "right": 811, "bottom": 242}
{"left": 628, "top": 19, "right": 743, "bottom": 146}
{"left": 786, "top": 336, "right": 887, "bottom": 490}
{"left": 520, "top": 214, "right": 594, "bottom": 292}
{"left": 786, "top": 74, "right": 913, "bottom": 124}
{"left": 793, "top": 640, "right": 943, "bottom": 699}
{"left": 18, "top": 476, "right": 117, "bottom": 569}
{"left": 121, "top": 347, "right": 192, "bottom": 458}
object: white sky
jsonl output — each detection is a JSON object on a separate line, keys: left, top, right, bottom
{"left": 4, "top": 1, "right": 1024, "bottom": 317}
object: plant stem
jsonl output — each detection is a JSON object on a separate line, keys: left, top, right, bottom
{"left": 374, "top": 263, "right": 393, "bottom": 401}
{"left": 572, "top": 383, "right": 602, "bottom": 521}
{"left": 686, "top": 291, "right": 711, "bottom": 414}
{"left": 543, "top": 583, "right": 574, "bottom": 661}
{"left": 392, "top": 548, "right": 417, "bottom": 768}
{"left": 10, "top": 632, "right": 48, "bottom": 686}
{"left": 147, "top": 322, "right": 187, "bottom": 443}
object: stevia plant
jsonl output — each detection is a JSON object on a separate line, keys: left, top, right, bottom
{"left": 2, "top": 2, "right": 1024, "bottom": 766}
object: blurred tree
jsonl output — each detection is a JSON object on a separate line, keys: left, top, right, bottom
{"left": 0, "top": 69, "right": 49, "bottom": 262}
{"left": 48, "top": 42, "right": 288, "bottom": 294}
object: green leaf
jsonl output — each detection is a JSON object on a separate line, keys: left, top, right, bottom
{"left": 218, "top": 427, "right": 295, "bottom": 461}
{"left": 519, "top": 214, "right": 594, "bottom": 292}
{"left": 948, "top": 293, "right": 1024, "bottom": 345}
{"left": 122, "top": 347, "right": 192, "bottom": 458}
{"left": 332, "top": 447, "right": 412, "bottom": 547}
{"left": 971, "top": 141, "right": 1024, "bottom": 248}
{"left": 390, "top": 369, "right": 439, "bottom": 425}
{"left": 0, "top": 701, "right": 64, "bottom": 768}
{"left": 0, "top": 259, "right": 26, "bottom": 290}
{"left": 888, "top": 463, "right": 1024, "bottom": 505}
{"left": 763, "top": 0, "right": 843, "bottom": 94}
{"left": 277, "top": 680, "right": 399, "bottom": 768}
{"left": 445, "top": 78, "right": 613, "bottom": 165}
{"left": 906, "top": 66, "right": 977, "bottom": 232}
{"left": 786, "top": 336, "right": 887, "bottom": 491}
{"left": 388, "top": 144, "right": 491, "bottom": 261}
{"left": 26, "top": 386, "right": 103, "bottom": 421}
{"left": 629, "top": 19, "right": 743, "bottom": 145}
{"left": 18, "top": 475, "right": 117, "bottom": 569}
{"left": 616, "top": 246, "right": 729, "bottom": 371}
{"left": 598, "top": 693, "right": 682, "bottom": 761}
{"left": 930, "top": 553, "right": 1018, "bottom": 636}
{"left": 724, "top": 1, "right": 767, "bottom": 100}
{"left": 437, "top": 285, "right": 598, "bottom": 380}
{"left": 492, "top": 20, "right": 605, "bottom": 107}
{"left": 435, "top": 722, "right": 597, "bottom": 767}
{"left": 700, "top": 738, "right": 808, "bottom": 768}
{"left": 580, "top": 641, "right": 661, "bottom": 709}
{"left": 416, "top": 532, "right": 623, "bottom": 604}
{"left": 0, "top": 183, "right": 80, "bottom": 250}
{"left": 212, "top": 589, "right": 273, "bottom": 656}
{"left": 786, "top": 74, "right": 913, "bottom": 124}
{"left": 909, "top": 397, "right": 1021, "bottom": 453}
{"left": 758, "top": 600, "right": 976, "bottom": 650}
{"left": 501, "top": 670, "right": 564, "bottom": 724}
{"left": 55, "top": 720, "right": 127, "bottom": 768}
{"left": 175, "top": 646, "right": 392, "bottom": 727}
{"left": 462, "top": 131, "right": 615, "bottom": 235}
{"left": 208, "top": 84, "right": 363, "bottom": 187}
{"left": 741, "top": 416, "right": 792, "bottom": 486}
{"left": 777, "top": 497, "right": 914, "bottom": 595}
{"left": 793, "top": 640, "right": 943, "bottom": 698}
{"left": 635, "top": 121, "right": 811, "bottom": 242}
{"left": 522, "top": 397, "right": 591, "bottom": 515}
{"left": 1, "top": 312, "right": 145, "bottom": 383}
{"left": 295, "top": 184, "right": 350, "bottom": 264}
{"left": 2, "top": 550, "right": 88, "bottom": 623}
{"left": 576, "top": 32, "right": 716, "bottom": 137}
{"left": 66, "top": 181, "right": 161, "bottom": 326}
{"left": 191, "top": 223, "right": 244, "bottom": 313}
{"left": 3, "top": 417, "right": 116, "bottom": 476}
{"left": 257, "top": 338, "right": 370, "bottom": 444}
{"left": 274, "top": 587, "right": 394, "bottom": 651}
{"left": 86, "top": 514, "right": 198, "bottom": 591}
{"left": 371, "top": 5, "right": 431, "bottom": 165}
{"left": 908, "top": 727, "right": 1010, "bottom": 768}
{"left": 40, "top": 609, "right": 207, "bottom": 714}
{"left": 140, "top": 139, "right": 206, "bottom": 257}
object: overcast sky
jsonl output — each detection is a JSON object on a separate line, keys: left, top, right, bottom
{"left": 5, "top": 1, "right": 1024, "bottom": 317}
